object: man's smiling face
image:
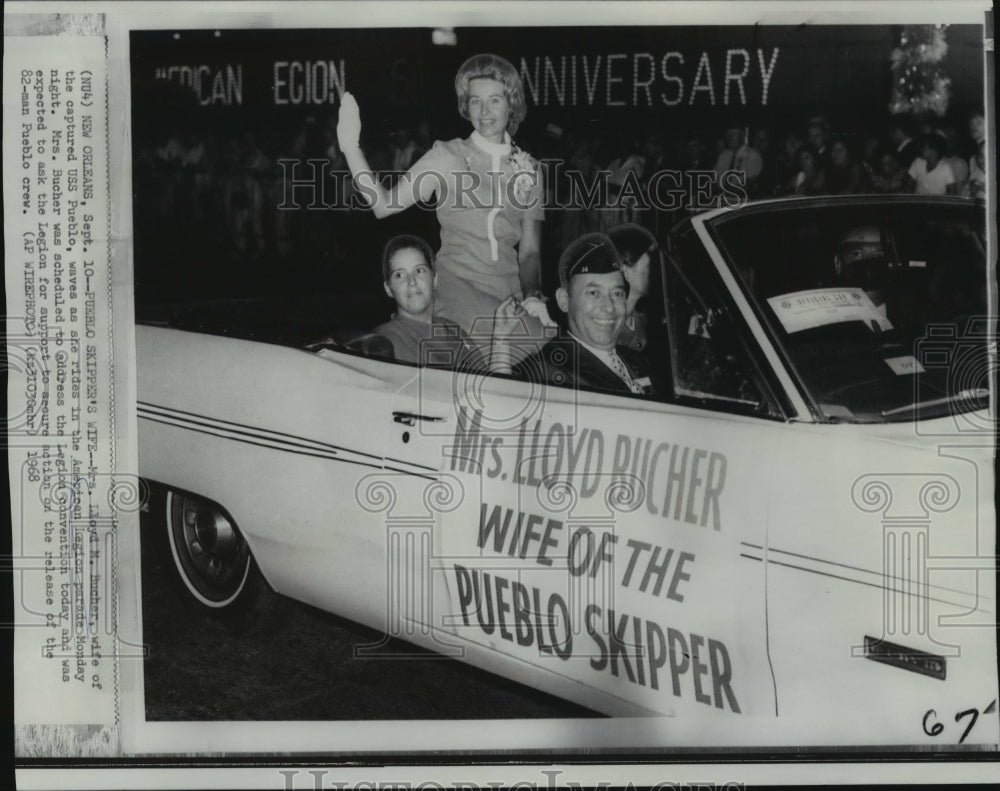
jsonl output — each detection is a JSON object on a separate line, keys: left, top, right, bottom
{"left": 558, "top": 270, "right": 628, "bottom": 350}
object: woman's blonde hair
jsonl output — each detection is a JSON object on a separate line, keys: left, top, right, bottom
{"left": 455, "top": 53, "right": 527, "bottom": 136}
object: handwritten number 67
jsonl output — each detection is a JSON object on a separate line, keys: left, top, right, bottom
{"left": 923, "top": 700, "right": 997, "bottom": 744}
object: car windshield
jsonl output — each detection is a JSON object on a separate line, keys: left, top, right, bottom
{"left": 708, "top": 199, "right": 989, "bottom": 423}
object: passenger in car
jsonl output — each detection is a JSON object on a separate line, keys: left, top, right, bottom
{"left": 375, "top": 234, "right": 485, "bottom": 369}
{"left": 832, "top": 226, "right": 894, "bottom": 323}
{"left": 494, "top": 233, "right": 656, "bottom": 396}
{"left": 607, "top": 223, "right": 658, "bottom": 353}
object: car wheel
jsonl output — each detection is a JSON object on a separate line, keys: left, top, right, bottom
{"left": 152, "top": 486, "right": 281, "bottom": 632}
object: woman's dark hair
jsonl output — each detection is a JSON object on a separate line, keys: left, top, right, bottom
{"left": 889, "top": 113, "right": 915, "bottom": 137}
{"left": 607, "top": 223, "right": 657, "bottom": 268}
{"left": 455, "top": 54, "right": 527, "bottom": 136}
{"left": 797, "top": 143, "right": 820, "bottom": 167}
{"left": 873, "top": 144, "right": 900, "bottom": 164}
{"left": 829, "top": 135, "right": 853, "bottom": 155}
{"left": 381, "top": 234, "right": 435, "bottom": 282}
{"left": 921, "top": 132, "right": 948, "bottom": 158}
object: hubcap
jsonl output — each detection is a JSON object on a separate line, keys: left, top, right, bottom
{"left": 168, "top": 492, "right": 250, "bottom": 605}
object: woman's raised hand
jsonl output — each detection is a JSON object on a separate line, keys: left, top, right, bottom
{"left": 337, "top": 91, "right": 362, "bottom": 153}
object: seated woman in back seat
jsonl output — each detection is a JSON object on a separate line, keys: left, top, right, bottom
{"left": 376, "top": 234, "right": 527, "bottom": 372}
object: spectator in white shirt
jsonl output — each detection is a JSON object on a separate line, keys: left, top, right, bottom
{"left": 906, "top": 134, "right": 956, "bottom": 196}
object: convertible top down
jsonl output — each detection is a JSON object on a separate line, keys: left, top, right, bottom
{"left": 137, "top": 196, "right": 998, "bottom": 744}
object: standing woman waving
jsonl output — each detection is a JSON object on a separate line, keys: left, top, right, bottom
{"left": 337, "top": 53, "right": 553, "bottom": 347}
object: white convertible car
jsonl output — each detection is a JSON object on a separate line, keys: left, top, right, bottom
{"left": 137, "top": 195, "right": 998, "bottom": 745}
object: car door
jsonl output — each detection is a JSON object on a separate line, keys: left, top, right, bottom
{"left": 247, "top": 344, "right": 426, "bottom": 630}
{"left": 136, "top": 326, "right": 421, "bottom": 631}
{"left": 348, "top": 356, "right": 466, "bottom": 660}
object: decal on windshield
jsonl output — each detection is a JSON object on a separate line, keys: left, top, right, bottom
{"left": 767, "top": 288, "right": 893, "bottom": 334}
{"left": 883, "top": 355, "right": 925, "bottom": 376}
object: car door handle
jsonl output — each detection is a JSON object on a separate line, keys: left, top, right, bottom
{"left": 392, "top": 411, "right": 446, "bottom": 426}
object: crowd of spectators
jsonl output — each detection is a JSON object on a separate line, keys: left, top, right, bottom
{"left": 133, "top": 105, "right": 988, "bottom": 301}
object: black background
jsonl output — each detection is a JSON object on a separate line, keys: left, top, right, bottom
{"left": 129, "top": 25, "right": 984, "bottom": 312}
